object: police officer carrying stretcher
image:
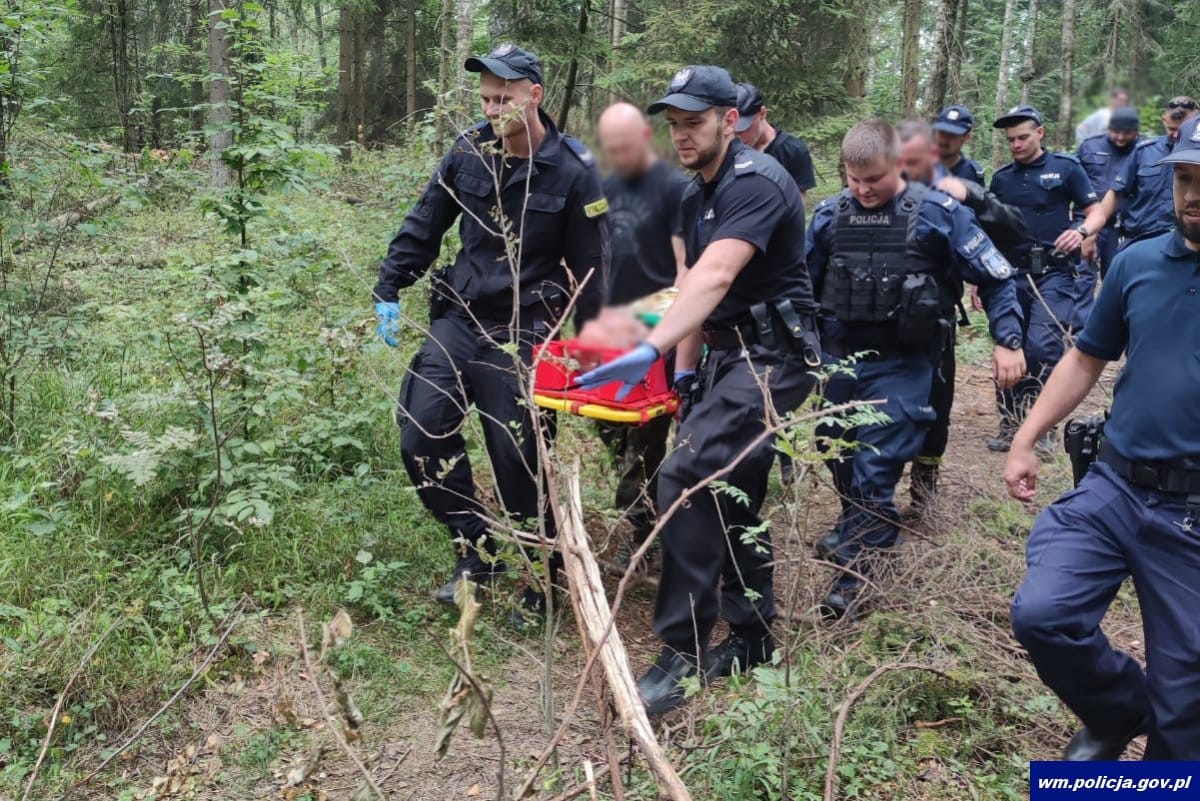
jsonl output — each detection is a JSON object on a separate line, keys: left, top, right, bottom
{"left": 373, "top": 44, "right": 609, "bottom": 624}
{"left": 575, "top": 65, "right": 820, "bottom": 715}
{"left": 1006, "top": 114, "right": 1200, "bottom": 763}
{"left": 807, "top": 118, "right": 1025, "bottom": 620}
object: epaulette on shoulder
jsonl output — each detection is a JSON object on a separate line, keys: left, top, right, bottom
{"left": 1052, "top": 151, "right": 1082, "bottom": 165}
{"left": 562, "top": 134, "right": 597, "bottom": 167}
{"left": 994, "top": 161, "right": 1015, "bottom": 174}
{"left": 731, "top": 154, "right": 762, "bottom": 176}
{"left": 1133, "top": 137, "right": 1160, "bottom": 151}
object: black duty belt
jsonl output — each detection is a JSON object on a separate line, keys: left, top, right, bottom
{"left": 702, "top": 321, "right": 758, "bottom": 350}
{"left": 1099, "top": 441, "right": 1200, "bottom": 495}
{"left": 702, "top": 301, "right": 821, "bottom": 366}
{"left": 1016, "top": 250, "right": 1075, "bottom": 276}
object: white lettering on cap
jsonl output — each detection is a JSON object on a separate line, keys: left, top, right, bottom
{"left": 948, "top": 110, "right": 960, "bottom": 120}
{"left": 670, "top": 68, "right": 693, "bottom": 92}
{"left": 492, "top": 43, "right": 515, "bottom": 57}
{"left": 1192, "top": 126, "right": 1200, "bottom": 142}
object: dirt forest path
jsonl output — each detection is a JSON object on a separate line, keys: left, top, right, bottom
{"left": 90, "top": 357, "right": 1135, "bottom": 801}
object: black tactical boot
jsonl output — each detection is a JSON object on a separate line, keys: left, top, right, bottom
{"left": 1063, "top": 717, "right": 1149, "bottom": 761}
{"left": 909, "top": 461, "right": 939, "bottom": 513}
{"left": 818, "top": 583, "right": 862, "bottom": 622}
{"left": 434, "top": 556, "right": 506, "bottom": 606}
{"left": 703, "top": 628, "right": 775, "bottom": 680}
{"left": 986, "top": 421, "right": 1016, "bottom": 453}
{"left": 814, "top": 529, "right": 841, "bottom": 562}
{"left": 637, "top": 645, "right": 702, "bottom": 716}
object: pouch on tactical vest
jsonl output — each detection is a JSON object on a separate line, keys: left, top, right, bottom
{"left": 821, "top": 185, "right": 952, "bottom": 347}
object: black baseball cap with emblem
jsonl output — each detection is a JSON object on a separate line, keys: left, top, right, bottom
{"left": 993, "top": 104, "right": 1044, "bottom": 129}
{"left": 734, "top": 83, "right": 765, "bottom": 132}
{"left": 465, "top": 43, "right": 543, "bottom": 86}
{"left": 1157, "top": 116, "right": 1200, "bottom": 166}
{"left": 648, "top": 65, "right": 738, "bottom": 114}
{"left": 933, "top": 104, "right": 975, "bottom": 136}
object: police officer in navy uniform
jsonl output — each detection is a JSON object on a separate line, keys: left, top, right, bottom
{"left": 1075, "top": 105, "right": 1141, "bottom": 277}
{"left": 1092, "top": 96, "right": 1199, "bottom": 253}
{"left": 808, "top": 118, "right": 1025, "bottom": 619}
{"left": 932, "top": 104, "right": 987, "bottom": 185}
{"left": 896, "top": 119, "right": 1028, "bottom": 513}
{"left": 734, "top": 83, "right": 817, "bottom": 204}
{"left": 373, "top": 44, "right": 609, "bottom": 618}
{"left": 576, "top": 65, "right": 820, "bottom": 714}
{"left": 986, "top": 105, "right": 1106, "bottom": 454}
{"left": 1006, "top": 114, "right": 1200, "bottom": 762}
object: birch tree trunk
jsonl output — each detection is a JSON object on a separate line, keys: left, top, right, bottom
{"left": 899, "top": 0, "right": 923, "bottom": 116}
{"left": 208, "top": 0, "right": 234, "bottom": 188}
{"left": 1058, "top": 0, "right": 1077, "bottom": 150}
{"left": 990, "top": 0, "right": 1019, "bottom": 167}
{"left": 1018, "top": 0, "right": 1040, "bottom": 104}
{"left": 924, "top": 0, "right": 958, "bottom": 112}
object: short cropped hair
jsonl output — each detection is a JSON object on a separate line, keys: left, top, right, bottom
{"left": 895, "top": 118, "right": 933, "bottom": 145}
{"left": 842, "top": 118, "right": 900, "bottom": 166}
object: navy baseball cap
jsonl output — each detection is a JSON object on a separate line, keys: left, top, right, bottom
{"left": 465, "top": 43, "right": 543, "bottom": 86}
{"left": 734, "top": 83, "right": 765, "bottom": 132}
{"left": 1158, "top": 116, "right": 1200, "bottom": 166}
{"left": 993, "top": 104, "right": 1044, "bottom": 129}
{"left": 933, "top": 104, "right": 975, "bottom": 135}
{"left": 1109, "top": 106, "right": 1141, "bottom": 130}
{"left": 648, "top": 66, "right": 738, "bottom": 114}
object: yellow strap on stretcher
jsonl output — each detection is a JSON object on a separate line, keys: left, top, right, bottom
{"left": 533, "top": 393, "right": 677, "bottom": 423}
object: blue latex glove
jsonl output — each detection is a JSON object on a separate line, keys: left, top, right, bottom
{"left": 574, "top": 342, "right": 659, "bottom": 401}
{"left": 375, "top": 300, "right": 401, "bottom": 347}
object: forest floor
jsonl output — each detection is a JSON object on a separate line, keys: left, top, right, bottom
{"left": 0, "top": 144, "right": 1142, "bottom": 801}
{"left": 71, "top": 356, "right": 1137, "bottom": 801}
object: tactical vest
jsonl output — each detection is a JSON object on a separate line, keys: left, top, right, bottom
{"left": 821, "top": 185, "right": 954, "bottom": 345}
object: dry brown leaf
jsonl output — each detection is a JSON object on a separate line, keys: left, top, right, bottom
{"left": 274, "top": 696, "right": 299, "bottom": 726}
{"left": 253, "top": 650, "right": 272, "bottom": 668}
{"left": 466, "top": 783, "right": 481, "bottom": 797}
{"left": 283, "top": 740, "right": 327, "bottom": 788}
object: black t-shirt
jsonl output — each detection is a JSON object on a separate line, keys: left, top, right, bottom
{"left": 681, "top": 139, "right": 816, "bottom": 328}
{"left": 764, "top": 126, "right": 816, "bottom": 193}
{"left": 602, "top": 159, "right": 689, "bottom": 305}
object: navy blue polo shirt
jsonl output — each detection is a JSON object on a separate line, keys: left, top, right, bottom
{"left": 1076, "top": 231, "right": 1200, "bottom": 461}
{"left": 1076, "top": 133, "right": 1140, "bottom": 227}
{"left": 989, "top": 150, "right": 1098, "bottom": 266}
{"left": 946, "top": 155, "right": 986, "bottom": 185}
{"left": 681, "top": 139, "right": 816, "bottom": 327}
{"left": 1110, "top": 135, "right": 1177, "bottom": 238}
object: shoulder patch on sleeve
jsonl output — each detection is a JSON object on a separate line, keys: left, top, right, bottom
{"left": 563, "top": 135, "right": 596, "bottom": 167}
{"left": 584, "top": 197, "right": 609, "bottom": 218}
{"left": 732, "top": 156, "right": 761, "bottom": 175}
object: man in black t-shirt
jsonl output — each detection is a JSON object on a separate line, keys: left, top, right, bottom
{"left": 578, "top": 65, "right": 820, "bottom": 715}
{"left": 735, "top": 82, "right": 817, "bottom": 203}
{"left": 595, "top": 102, "right": 689, "bottom": 564}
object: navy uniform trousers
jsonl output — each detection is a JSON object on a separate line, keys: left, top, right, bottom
{"left": 397, "top": 308, "right": 555, "bottom": 567}
{"left": 653, "top": 343, "right": 816, "bottom": 651}
{"left": 1011, "top": 462, "right": 1200, "bottom": 760}
{"left": 822, "top": 352, "right": 937, "bottom": 589}
{"left": 1001, "top": 270, "right": 1088, "bottom": 423}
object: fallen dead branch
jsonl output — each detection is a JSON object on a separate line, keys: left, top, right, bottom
{"left": 559, "top": 463, "right": 693, "bottom": 801}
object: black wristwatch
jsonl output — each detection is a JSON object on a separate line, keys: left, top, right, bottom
{"left": 1074, "top": 222, "right": 1091, "bottom": 238}
{"left": 1000, "top": 335, "right": 1022, "bottom": 351}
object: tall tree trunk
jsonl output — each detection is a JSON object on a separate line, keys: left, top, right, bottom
{"left": 1057, "top": 0, "right": 1076, "bottom": 150}
{"left": 991, "top": 0, "right": 1019, "bottom": 167}
{"left": 435, "top": 0, "right": 454, "bottom": 146}
{"left": 558, "top": 0, "right": 589, "bottom": 129}
{"left": 924, "top": 0, "right": 957, "bottom": 112}
{"left": 842, "top": 0, "right": 870, "bottom": 98}
{"left": 406, "top": 0, "right": 418, "bottom": 117}
{"left": 108, "top": 0, "right": 135, "bottom": 152}
{"left": 336, "top": 4, "right": 354, "bottom": 160}
{"left": 453, "top": 0, "right": 474, "bottom": 115}
{"left": 315, "top": 1, "right": 328, "bottom": 71}
{"left": 187, "top": 0, "right": 206, "bottom": 133}
{"left": 609, "top": 0, "right": 626, "bottom": 103}
{"left": 208, "top": 0, "right": 234, "bottom": 188}
{"left": 948, "top": 0, "right": 968, "bottom": 100}
{"left": 353, "top": 8, "right": 366, "bottom": 148}
{"left": 898, "top": 0, "right": 922, "bottom": 116}
{"left": 1018, "top": 0, "right": 1040, "bottom": 104}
